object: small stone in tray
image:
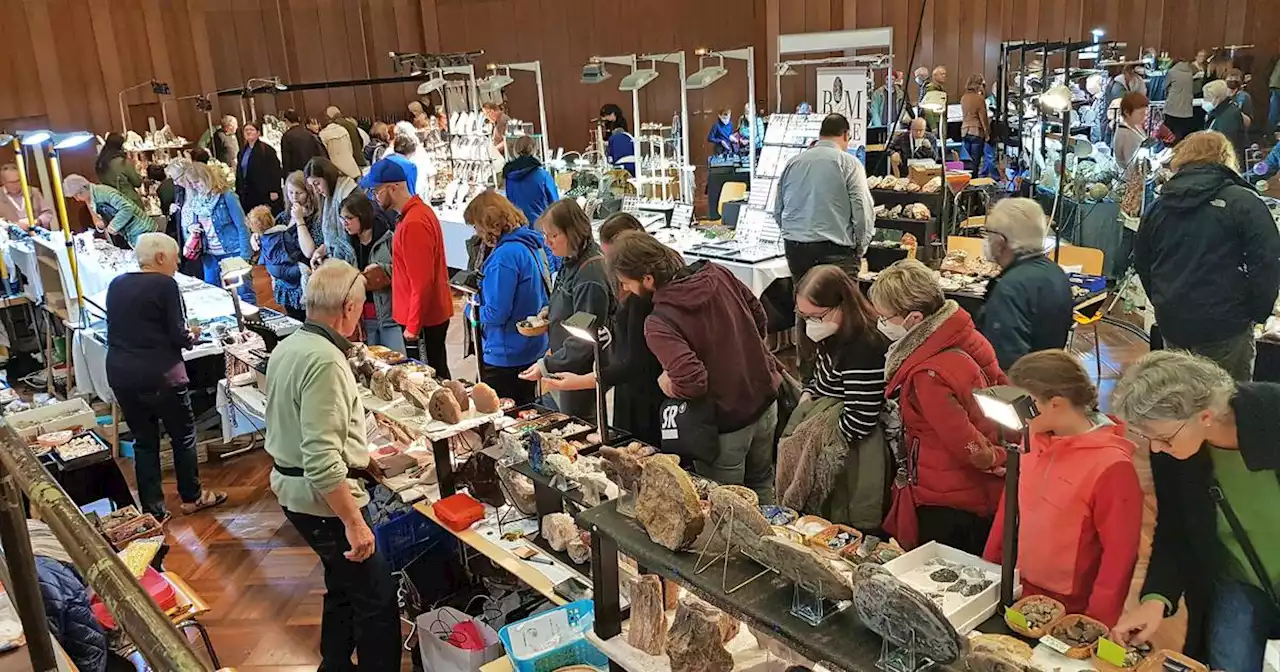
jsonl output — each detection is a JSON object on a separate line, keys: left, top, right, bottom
{"left": 929, "top": 568, "right": 960, "bottom": 583}
{"left": 826, "top": 531, "right": 857, "bottom": 550}
{"left": 961, "top": 565, "right": 988, "bottom": 580}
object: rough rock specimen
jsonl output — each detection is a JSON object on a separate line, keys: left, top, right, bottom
{"left": 403, "top": 382, "right": 432, "bottom": 411}
{"left": 497, "top": 466, "right": 535, "bottom": 514}
{"left": 627, "top": 575, "right": 667, "bottom": 655}
{"left": 635, "top": 455, "right": 705, "bottom": 551}
{"left": 597, "top": 442, "right": 656, "bottom": 493}
{"left": 755, "top": 537, "right": 852, "bottom": 601}
{"left": 541, "top": 513, "right": 578, "bottom": 552}
{"left": 707, "top": 486, "right": 774, "bottom": 555}
{"left": 442, "top": 380, "right": 471, "bottom": 412}
{"left": 566, "top": 536, "right": 590, "bottom": 564}
{"left": 662, "top": 578, "right": 680, "bottom": 610}
{"left": 666, "top": 598, "right": 733, "bottom": 672}
{"left": 717, "top": 613, "right": 740, "bottom": 645}
{"left": 471, "top": 382, "right": 501, "bottom": 413}
{"left": 428, "top": 387, "right": 463, "bottom": 424}
{"left": 715, "top": 484, "right": 758, "bottom": 507}
{"left": 370, "top": 370, "right": 395, "bottom": 401}
{"left": 386, "top": 366, "right": 409, "bottom": 392}
{"left": 851, "top": 563, "right": 963, "bottom": 664}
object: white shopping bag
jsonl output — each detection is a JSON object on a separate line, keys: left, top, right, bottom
{"left": 416, "top": 606, "right": 503, "bottom": 672}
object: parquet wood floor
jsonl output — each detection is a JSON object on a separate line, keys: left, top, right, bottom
{"left": 139, "top": 280, "right": 1179, "bottom": 669}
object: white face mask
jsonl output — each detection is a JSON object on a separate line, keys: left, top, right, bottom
{"left": 720, "top": 116, "right": 731, "bottom": 124}
{"left": 805, "top": 318, "right": 839, "bottom": 342}
{"left": 1202, "top": 100, "right": 1216, "bottom": 112}
{"left": 981, "top": 235, "right": 999, "bottom": 263}
{"left": 877, "top": 317, "right": 910, "bottom": 342}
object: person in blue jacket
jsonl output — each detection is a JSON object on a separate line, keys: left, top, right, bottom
{"left": 465, "top": 190, "right": 550, "bottom": 405}
{"left": 248, "top": 205, "right": 308, "bottom": 321}
{"left": 600, "top": 104, "right": 637, "bottom": 176}
{"left": 708, "top": 108, "right": 735, "bottom": 155}
{"left": 502, "top": 135, "right": 560, "bottom": 225}
{"left": 181, "top": 162, "right": 256, "bottom": 304}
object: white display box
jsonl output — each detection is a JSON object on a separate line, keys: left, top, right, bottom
{"left": 6, "top": 398, "right": 96, "bottom": 441}
{"left": 882, "top": 540, "right": 1016, "bottom": 634}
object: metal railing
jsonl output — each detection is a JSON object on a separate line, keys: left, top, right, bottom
{"left": 0, "top": 421, "right": 211, "bottom": 671}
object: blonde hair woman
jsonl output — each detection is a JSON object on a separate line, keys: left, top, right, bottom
{"left": 1134, "top": 130, "right": 1280, "bottom": 380}
{"left": 61, "top": 173, "right": 157, "bottom": 248}
{"left": 180, "top": 161, "right": 256, "bottom": 303}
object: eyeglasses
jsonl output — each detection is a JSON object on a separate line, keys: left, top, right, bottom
{"left": 1132, "top": 421, "right": 1187, "bottom": 448}
{"left": 798, "top": 306, "right": 834, "bottom": 323}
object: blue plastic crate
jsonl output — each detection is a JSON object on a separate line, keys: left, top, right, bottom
{"left": 373, "top": 510, "right": 448, "bottom": 571}
{"left": 1068, "top": 272, "right": 1107, "bottom": 293}
{"left": 499, "top": 600, "right": 608, "bottom": 672}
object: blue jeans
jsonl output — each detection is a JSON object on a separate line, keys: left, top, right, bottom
{"left": 1270, "top": 89, "right": 1280, "bottom": 134}
{"left": 1208, "top": 579, "right": 1280, "bottom": 672}
{"left": 200, "top": 253, "right": 256, "bottom": 305}
{"left": 962, "top": 135, "right": 985, "bottom": 174}
{"left": 362, "top": 319, "right": 405, "bottom": 354}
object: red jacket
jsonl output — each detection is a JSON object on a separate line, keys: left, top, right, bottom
{"left": 984, "top": 418, "right": 1142, "bottom": 626}
{"left": 882, "top": 301, "right": 1008, "bottom": 549}
{"left": 392, "top": 197, "right": 453, "bottom": 333}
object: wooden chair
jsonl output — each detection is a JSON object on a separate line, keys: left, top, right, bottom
{"left": 702, "top": 181, "right": 748, "bottom": 225}
{"left": 163, "top": 573, "right": 221, "bottom": 669}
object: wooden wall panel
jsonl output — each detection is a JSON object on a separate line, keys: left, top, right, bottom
{"left": 1, "top": 0, "right": 1277, "bottom": 184}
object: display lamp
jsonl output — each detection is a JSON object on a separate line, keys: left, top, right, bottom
{"left": 618, "top": 61, "right": 660, "bottom": 92}
{"left": 52, "top": 132, "right": 94, "bottom": 150}
{"left": 479, "top": 65, "right": 515, "bottom": 93}
{"left": 417, "top": 69, "right": 448, "bottom": 95}
{"left": 581, "top": 60, "right": 612, "bottom": 84}
{"left": 19, "top": 130, "right": 52, "bottom": 147}
{"left": 219, "top": 258, "right": 254, "bottom": 333}
{"left": 686, "top": 50, "right": 728, "bottom": 90}
{"left": 920, "top": 91, "right": 948, "bottom": 114}
{"left": 973, "top": 385, "right": 1040, "bottom": 608}
{"left": 246, "top": 77, "right": 288, "bottom": 93}
{"left": 1039, "top": 84, "right": 1073, "bottom": 113}
{"left": 561, "top": 311, "right": 608, "bottom": 443}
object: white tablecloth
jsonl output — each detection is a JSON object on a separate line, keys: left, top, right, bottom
{"left": 218, "top": 380, "right": 267, "bottom": 442}
{"left": 435, "top": 209, "right": 791, "bottom": 298}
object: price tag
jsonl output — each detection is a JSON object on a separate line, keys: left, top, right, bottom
{"left": 1039, "top": 635, "right": 1072, "bottom": 655}
{"left": 1004, "top": 607, "right": 1029, "bottom": 630}
{"left": 1096, "top": 637, "right": 1128, "bottom": 667}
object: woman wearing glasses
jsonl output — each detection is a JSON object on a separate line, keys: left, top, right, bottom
{"left": 1112, "top": 350, "right": 1280, "bottom": 672}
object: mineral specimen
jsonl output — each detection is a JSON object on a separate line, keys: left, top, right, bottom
{"left": 427, "top": 387, "right": 462, "bottom": 424}
{"left": 755, "top": 537, "right": 852, "bottom": 601}
{"left": 442, "top": 380, "right": 470, "bottom": 412}
{"left": 627, "top": 575, "right": 667, "bottom": 655}
{"left": 471, "top": 382, "right": 501, "bottom": 413}
{"left": 635, "top": 456, "right": 705, "bottom": 551}
{"left": 929, "top": 568, "right": 960, "bottom": 584}
{"left": 541, "top": 513, "right": 578, "bottom": 552}
{"left": 666, "top": 599, "right": 733, "bottom": 672}
{"left": 370, "top": 370, "right": 395, "bottom": 401}
{"left": 707, "top": 486, "right": 774, "bottom": 555}
{"left": 402, "top": 382, "right": 432, "bottom": 411}
{"left": 851, "top": 564, "right": 963, "bottom": 664}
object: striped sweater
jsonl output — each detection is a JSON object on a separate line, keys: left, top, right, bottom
{"left": 805, "top": 340, "right": 889, "bottom": 443}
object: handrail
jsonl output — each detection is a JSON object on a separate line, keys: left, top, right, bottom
{"left": 0, "top": 421, "right": 210, "bottom": 671}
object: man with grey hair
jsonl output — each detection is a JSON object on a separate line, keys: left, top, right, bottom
{"left": 977, "top": 197, "right": 1072, "bottom": 370}
{"left": 1204, "top": 79, "right": 1248, "bottom": 167}
{"left": 1110, "top": 349, "right": 1280, "bottom": 671}
{"left": 326, "top": 105, "right": 367, "bottom": 170}
{"left": 210, "top": 114, "right": 239, "bottom": 166}
{"left": 0, "top": 163, "right": 53, "bottom": 229}
{"left": 320, "top": 107, "right": 361, "bottom": 178}
{"left": 106, "top": 232, "right": 225, "bottom": 521}
{"left": 264, "top": 259, "right": 401, "bottom": 670}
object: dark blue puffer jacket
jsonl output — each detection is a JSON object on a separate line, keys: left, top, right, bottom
{"left": 36, "top": 555, "right": 107, "bottom": 672}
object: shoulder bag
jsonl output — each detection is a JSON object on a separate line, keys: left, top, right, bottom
{"left": 1210, "top": 476, "right": 1280, "bottom": 607}
{"left": 649, "top": 305, "right": 719, "bottom": 467}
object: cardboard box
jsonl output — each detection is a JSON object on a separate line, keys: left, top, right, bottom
{"left": 7, "top": 398, "right": 96, "bottom": 441}
{"left": 908, "top": 162, "right": 942, "bottom": 187}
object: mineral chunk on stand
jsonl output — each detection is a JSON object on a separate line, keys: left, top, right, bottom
{"left": 541, "top": 513, "right": 578, "bottom": 552}
{"left": 626, "top": 575, "right": 667, "bottom": 655}
{"left": 666, "top": 598, "right": 733, "bottom": 672}
{"left": 427, "top": 387, "right": 462, "bottom": 424}
{"left": 471, "top": 382, "right": 501, "bottom": 413}
{"left": 443, "top": 380, "right": 471, "bottom": 411}
{"left": 635, "top": 456, "right": 705, "bottom": 551}
{"left": 755, "top": 537, "right": 853, "bottom": 601}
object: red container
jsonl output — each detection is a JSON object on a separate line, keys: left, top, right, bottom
{"left": 92, "top": 567, "right": 178, "bottom": 630}
{"left": 434, "top": 493, "right": 485, "bottom": 531}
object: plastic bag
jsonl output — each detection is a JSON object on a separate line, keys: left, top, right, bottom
{"left": 416, "top": 606, "right": 502, "bottom": 672}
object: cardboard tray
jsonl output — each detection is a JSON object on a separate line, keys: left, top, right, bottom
{"left": 7, "top": 398, "right": 96, "bottom": 441}
{"left": 52, "top": 430, "right": 113, "bottom": 471}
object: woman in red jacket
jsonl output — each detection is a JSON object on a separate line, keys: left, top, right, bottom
{"left": 869, "top": 259, "right": 1007, "bottom": 554}
{"left": 984, "top": 350, "right": 1142, "bottom": 626}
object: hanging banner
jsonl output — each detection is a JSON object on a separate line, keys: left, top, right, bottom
{"left": 815, "top": 66, "right": 868, "bottom": 151}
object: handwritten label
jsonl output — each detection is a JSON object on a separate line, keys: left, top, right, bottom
{"left": 1096, "top": 637, "right": 1128, "bottom": 666}
{"left": 1039, "top": 635, "right": 1072, "bottom": 655}
{"left": 1004, "top": 607, "right": 1030, "bottom": 630}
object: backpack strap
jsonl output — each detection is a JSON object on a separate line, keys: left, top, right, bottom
{"left": 1211, "top": 478, "right": 1280, "bottom": 607}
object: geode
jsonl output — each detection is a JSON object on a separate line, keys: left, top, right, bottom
{"left": 666, "top": 598, "right": 733, "bottom": 672}
{"left": 635, "top": 455, "right": 705, "bottom": 551}
{"left": 442, "top": 380, "right": 470, "bottom": 412}
{"left": 470, "top": 382, "right": 501, "bottom": 413}
{"left": 428, "top": 387, "right": 463, "bottom": 424}
{"left": 851, "top": 564, "right": 963, "bottom": 664}
{"left": 627, "top": 575, "right": 667, "bottom": 655}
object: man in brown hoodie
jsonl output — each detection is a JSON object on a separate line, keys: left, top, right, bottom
{"left": 606, "top": 231, "right": 781, "bottom": 503}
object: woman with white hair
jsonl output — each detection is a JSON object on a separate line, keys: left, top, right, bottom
{"left": 392, "top": 121, "right": 433, "bottom": 197}
{"left": 1110, "top": 350, "right": 1280, "bottom": 671}
{"left": 179, "top": 162, "right": 256, "bottom": 304}
{"left": 976, "top": 197, "right": 1073, "bottom": 371}
{"left": 869, "top": 259, "right": 1009, "bottom": 554}
{"left": 106, "top": 232, "right": 227, "bottom": 522}
{"left": 1203, "top": 79, "right": 1248, "bottom": 167}
{"left": 62, "top": 174, "right": 157, "bottom": 248}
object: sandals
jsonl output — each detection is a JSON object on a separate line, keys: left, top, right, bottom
{"left": 180, "top": 490, "right": 228, "bottom": 515}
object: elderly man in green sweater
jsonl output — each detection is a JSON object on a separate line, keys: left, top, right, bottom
{"left": 264, "top": 259, "right": 402, "bottom": 671}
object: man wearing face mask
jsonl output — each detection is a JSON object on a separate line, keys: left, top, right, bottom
{"left": 708, "top": 108, "right": 735, "bottom": 155}
{"left": 975, "top": 198, "right": 1073, "bottom": 372}
{"left": 913, "top": 67, "right": 932, "bottom": 106}
{"left": 1204, "top": 80, "right": 1249, "bottom": 167}
{"left": 774, "top": 113, "right": 876, "bottom": 379}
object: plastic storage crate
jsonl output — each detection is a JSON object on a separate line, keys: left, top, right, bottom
{"left": 373, "top": 509, "right": 448, "bottom": 571}
{"left": 498, "top": 600, "right": 608, "bottom": 672}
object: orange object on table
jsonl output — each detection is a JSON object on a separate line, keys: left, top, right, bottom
{"left": 90, "top": 567, "right": 177, "bottom": 630}
{"left": 434, "top": 494, "right": 485, "bottom": 531}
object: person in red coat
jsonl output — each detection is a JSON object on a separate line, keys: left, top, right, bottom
{"left": 869, "top": 259, "right": 1007, "bottom": 554}
{"left": 363, "top": 159, "right": 454, "bottom": 379}
{"left": 984, "top": 350, "right": 1143, "bottom": 627}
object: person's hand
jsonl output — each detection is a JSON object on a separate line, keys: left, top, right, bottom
{"left": 361, "top": 458, "right": 386, "bottom": 482}
{"left": 189, "top": 325, "right": 203, "bottom": 339}
{"left": 291, "top": 203, "right": 306, "bottom": 222}
{"left": 250, "top": 232, "right": 261, "bottom": 252}
{"left": 518, "top": 363, "right": 544, "bottom": 382}
{"left": 269, "top": 192, "right": 279, "bottom": 202}
{"left": 542, "top": 371, "right": 594, "bottom": 392}
{"left": 343, "top": 517, "right": 376, "bottom": 562}
{"left": 106, "top": 225, "right": 119, "bottom": 236}
{"left": 798, "top": 392, "right": 812, "bottom": 407}
{"left": 658, "top": 371, "right": 674, "bottom": 397}
{"left": 310, "top": 248, "right": 327, "bottom": 269}
{"left": 1111, "top": 599, "right": 1166, "bottom": 646}
{"left": 403, "top": 328, "right": 417, "bottom": 341}
{"left": 537, "top": 306, "right": 549, "bottom": 320}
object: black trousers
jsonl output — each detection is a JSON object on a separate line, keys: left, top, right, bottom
{"left": 783, "top": 239, "right": 861, "bottom": 380}
{"left": 916, "top": 505, "right": 993, "bottom": 557}
{"left": 481, "top": 362, "right": 538, "bottom": 406}
{"left": 283, "top": 508, "right": 402, "bottom": 672}
{"left": 115, "top": 385, "right": 201, "bottom": 518}
{"left": 410, "top": 320, "right": 451, "bottom": 380}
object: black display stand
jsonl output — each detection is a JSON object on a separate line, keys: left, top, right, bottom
{"left": 577, "top": 498, "right": 1011, "bottom": 671}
